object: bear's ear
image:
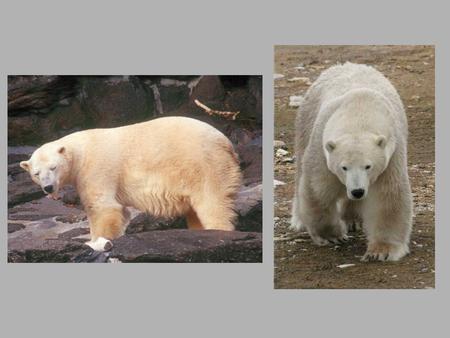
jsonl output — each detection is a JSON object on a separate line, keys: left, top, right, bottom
{"left": 20, "top": 161, "right": 30, "bottom": 172}
{"left": 58, "top": 146, "right": 65, "bottom": 154}
{"left": 375, "top": 135, "right": 386, "bottom": 148}
{"left": 325, "top": 140, "right": 336, "bottom": 152}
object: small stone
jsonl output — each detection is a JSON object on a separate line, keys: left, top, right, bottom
{"left": 281, "top": 157, "right": 294, "bottom": 163}
{"left": 337, "top": 263, "right": 355, "bottom": 269}
{"left": 274, "top": 140, "right": 287, "bottom": 149}
{"left": 274, "top": 74, "right": 284, "bottom": 80}
{"left": 274, "top": 180, "right": 286, "bottom": 187}
{"left": 287, "top": 77, "right": 312, "bottom": 85}
{"left": 276, "top": 148, "right": 289, "bottom": 157}
{"left": 289, "top": 95, "right": 304, "bottom": 107}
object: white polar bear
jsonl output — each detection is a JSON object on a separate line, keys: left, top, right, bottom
{"left": 290, "top": 62, "right": 413, "bottom": 262}
{"left": 20, "top": 116, "right": 242, "bottom": 251}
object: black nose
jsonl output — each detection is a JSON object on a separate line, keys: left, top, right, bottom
{"left": 351, "top": 189, "right": 365, "bottom": 199}
{"left": 44, "top": 185, "right": 54, "bottom": 193}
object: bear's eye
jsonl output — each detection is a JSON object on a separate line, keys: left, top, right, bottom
{"left": 342, "top": 166, "right": 347, "bottom": 171}
{"left": 50, "top": 166, "right": 56, "bottom": 171}
{"left": 34, "top": 172, "right": 40, "bottom": 177}
{"left": 365, "top": 165, "right": 371, "bottom": 170}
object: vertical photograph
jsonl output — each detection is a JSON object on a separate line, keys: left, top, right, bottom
{"left": 8, "top": 75, "right": 262, "bottom": 263}
{"left": 274, "top": 45, "right": 435, "bottom": 288}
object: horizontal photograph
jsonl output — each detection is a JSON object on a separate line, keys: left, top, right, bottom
{"left": 274, "top": 45, "right": 435, "bottom": 288}
{"left": 8, "top": 75, "right": 262, "bottom": 263}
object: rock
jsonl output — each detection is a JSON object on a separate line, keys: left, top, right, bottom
{"left": 274, "top": 140, "right": 287, "bottom": 149}
{"left": 157, "top": 79, "right": 190, "bottom": 113}
{"left": 190, "top": 76, "right": 225, "bottom": 104}
{"left": 8, "top": 222, "right": 25, "bottom": 233}
{"left": 287, "top": 77, "right": 312, "bottom": 85}
{"left": 236, "top": 184, "right": 262, "bottom": 216}
{"left": 274, "top": 180, "right": 286, "bottom": 187}
{"left": 80, "top": 76, "right": 155, "bottom": 127}
{"left": 289, "top": 95, "right": 304, "bottom": 107}
{"left": 8, "top": 76, "right": 77, "bottom": 115}
{"left": 109, "top": 229, "right": 262, "bottom": 263}
{"left": 235, "top": 184, "right": 262, "bottom": 232}
{"left": 229, "top": 127, "right": 256, "bottom": 146}
{"left": 7, "top": 214, "right": 92, "bottom": 262}
{"left": 8, "top": 196, "right": 85, "bottom": 222}
{"left": 8, "top": 146, "right": 36, "bottom": 163}
{"left": 237, "top": 142, "right": 262, "bottom": 186}
{"left": 280, "top": 157, "right": 294, "bottom": 163}
{"left": 8, "top": 171, "right": 45, "bottom": 207}
{"left": 276, "top": 148, "right": 289, "bottom": 157}
{"left": 274, "top": 74, "right": 284, "bottom": 80}
{"left": 8, "top": 114, "right": 50, "bottom": 145}
{"left": 248, "top": 76, "right": 263, "bottom": 124}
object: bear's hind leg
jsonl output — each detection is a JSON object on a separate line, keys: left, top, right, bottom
{"left": 186, "top": 208, "right": 203, "bottom": 230}
{"left": 191, "top": 196, "right": 235, "bottom": 231}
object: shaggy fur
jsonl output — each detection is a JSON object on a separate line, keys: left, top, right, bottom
{"left": 290, "top": 63, "right": 413, "bottom": 261}
{"left": 21, "top": 116, "right": 242, "bottom": 250}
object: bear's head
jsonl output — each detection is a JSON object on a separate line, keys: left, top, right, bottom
{"left": 20, "top": 143, "right": 71, "bottom": 198}
{"left": 324, "top": 133, "right": 394, "bottom": 200}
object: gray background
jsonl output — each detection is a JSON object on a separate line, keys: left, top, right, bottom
{"left": 0, "top": 0, "right": 446, "bottom": 337}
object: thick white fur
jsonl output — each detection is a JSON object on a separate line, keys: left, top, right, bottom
{"left": 20, "top": 117, "right": 242, "bottom": 250}
{"left": 290, "top": 63, "right": 413, "bottom": 261}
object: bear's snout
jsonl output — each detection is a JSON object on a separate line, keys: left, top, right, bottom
{"left": 43, "top": 185, "right": 54, "bottom": 194}
{"left": 351, "top": 189, "right": 365, "bottom": 199}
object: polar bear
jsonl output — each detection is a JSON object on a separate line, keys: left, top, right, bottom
{"left": 290, "top": 62, "right": 413, "bottom": 261}
{"left": 20, "top": 116, "right": 242, "bottom": 251}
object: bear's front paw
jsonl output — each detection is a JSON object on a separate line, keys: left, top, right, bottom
{"left": 86, "top": 237, "right": 113, "bottom": 252}
{"left": 362, "top": 242, "right": 409, "bottom": 262}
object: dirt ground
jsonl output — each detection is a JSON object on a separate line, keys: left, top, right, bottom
{"left": 274, "top": 45, "right": 435, "bottom": 289}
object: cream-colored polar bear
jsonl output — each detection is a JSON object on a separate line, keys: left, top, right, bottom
{"left": 290, "top": 62, "right": 413, "bottom": 261}
{"left": 20, "top": 116, "right": 242, "bottom": 251}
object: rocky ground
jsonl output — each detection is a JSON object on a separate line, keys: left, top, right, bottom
{"left": 274, "top": 45, "right": 435, "bottom": 288}
{"left": 7, "top": 75, "right": 262, "bottom": 263}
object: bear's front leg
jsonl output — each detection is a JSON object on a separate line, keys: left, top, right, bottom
{"left": 296, "top": 175, "right": 348, "bottom": 245}
{"left": 85, "top": 203, "right": 130, "bottom": 252}
{"left": 361, "top": 188, "right": 412, "bottom": 261}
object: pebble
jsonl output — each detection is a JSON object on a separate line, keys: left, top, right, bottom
{"left": 287, "top": 77, "right": 312, "bottom": 85}
{"left": 274, "top": 179, "right": 286, "bottom": 187}
{"left": 276, "top": 148, "right": 289, "bottom": 157}
{"left": 274, "top": 74, "right": 284, "bottom": 80}
{"left": 289, "top": 95, "right": 304, "bottom": 107}
{"left": 337, "top": 264, "right": 355, "bottom": 269}
{"left": 274, "top": 140, "right": 287, "bottom": 149}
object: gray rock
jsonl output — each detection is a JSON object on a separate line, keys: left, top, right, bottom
{"left": 8, "top": 222, "right": 25, "bottom": 233}
{"left": 274, "top": 140, "right": 287, "bottom": 149}
{"left": 8, "top": 76, "right": 77, "bottom": 115}
{"left": 110, "top": 229, "right": 262, "bottom": 263}
{"left": 190, "top": 76, "right": 225, "bottom": 104}
{"left": 8, "top": 146, "right": 36, "bottom": 163}
{"left": 79, "top": 76, "right": 155, "bottom": 127}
